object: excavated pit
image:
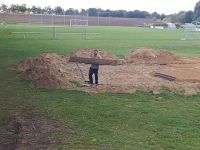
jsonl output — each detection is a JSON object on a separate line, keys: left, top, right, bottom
{"left": 14, "top": 48, "right": 200, "bottom": 95}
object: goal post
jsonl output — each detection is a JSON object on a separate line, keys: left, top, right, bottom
{"left": 97, "top": 11, "right": 111, "bottom": 26}
{"left": 69, "top": 19, "right": 88, "bottom": 27}
{"left": 0, "top": 18, "right": 7, "bottom": 33}
{"left": 181, "top": 23, "right": 200, "bottom": 40}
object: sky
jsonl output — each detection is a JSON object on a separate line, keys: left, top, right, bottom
{"left": 1, "top": 0, "right": 200, "bottom": 15}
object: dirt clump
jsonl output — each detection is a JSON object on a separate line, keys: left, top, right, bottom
{"left": 125, "top": 48, "right": 157, "bottom": 63}
{"left": 156, "top": 50, "right": 180, "bottom": 65}
{"left": 17, "top": 53, "right": 67, "bottom": 72}
{"left": 125, "top": 48, "right": 180, "bottom": 64}
{"left": 16, "top": 53, "right": 82, "bottom": 89}
{"left": 0, "top": 111, "right": 71, "bottom": 150}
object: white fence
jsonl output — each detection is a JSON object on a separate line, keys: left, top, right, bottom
{"left": 0, "top": 13, "right": 163, "bottom": 27}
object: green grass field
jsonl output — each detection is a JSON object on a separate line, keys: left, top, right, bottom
{"left": 0, "top": 24, "right": 200, "bottom": 149}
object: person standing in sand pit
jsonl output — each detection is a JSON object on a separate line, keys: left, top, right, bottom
{"left": 89, "top": 50, "right": 102, "bottom": 85}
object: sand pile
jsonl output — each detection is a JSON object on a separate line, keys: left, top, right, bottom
{"left": 125, "top": 48, "right": 157, "bottom": 63}
{"left": 125, "top": 48, "right": 157, "bottom": 64}
{"left": 16, "top": 53, "right": 81, "bottom": 89}
{"left": 125, "top": 48, "right": 180, "bottom": 64}
{"left": 156, "top": 50, "right": 180, "bottom": 64}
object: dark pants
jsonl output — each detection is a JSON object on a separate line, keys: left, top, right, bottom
{"left": 89, "top": 67, "right": 99, "bottom": 84}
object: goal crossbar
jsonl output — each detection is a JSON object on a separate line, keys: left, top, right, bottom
{"left": 70, "top": 19, "right": 89, "bottom": 27}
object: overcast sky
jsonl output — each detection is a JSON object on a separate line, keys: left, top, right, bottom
{"left": 2, "top": 0, "right": 199, "bottom": 14}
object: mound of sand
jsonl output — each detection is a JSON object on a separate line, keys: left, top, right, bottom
{"left": 125, "top": 48, "right": 157, "bottom": 63}
{"left": 125, "top": 48, "right": 180, "bottom": 64}
{"left": 156, "top": 50, "right": 180, "bottom": 64}
{"left": 17, "top": 53, "right": 67, "bottom": 71}
{"left": 16, "top": 53, "right": 81, "bottom": 89}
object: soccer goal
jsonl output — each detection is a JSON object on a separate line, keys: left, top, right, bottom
{"left": 28, "top": 14, "right": 68, "bottom": 26}
{"left": 69, "top": 19, "right": 88, "bottom": 27}
{"left": 97, "top": 11, "right": 111, "bottom": 26}
{"left": 0, "top": 20, "right": 7, "bottom": 33}
{"left": 181, "top": 23, "right": 200, "bottom": 40}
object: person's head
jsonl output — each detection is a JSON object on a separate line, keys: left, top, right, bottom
{"left": 94, "top": 49, "right": 98, "bottom": 56}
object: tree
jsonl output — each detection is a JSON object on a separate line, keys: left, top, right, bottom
{"left": 2, "top": 3, "right": 166, "bottom": 19}
{"left": 54, "top": 6, "right": 64, "bottom": 15}
{"left": 105, "top": 9, "right": 111, "bottom": 17}
{"left": 184, "top": 11, "right": 193, "bottom": 23}
{"left": 31, "top": 6, "right": 37, "bottom": 13}
{"left": 30, "top": 6, "right": 43, "bottom": 14}
{"left": 140, "top": 11, "right": 151, "bottom": 18}
{"left": 10, "top": 4, "right": 20, "bottom": 13}
{"left": 65, "top": 8, "right": 76, "bottom": 15}
{"left": 123, "top": 10, "right": 152, "bottom": 18}
{"left": 110, "top": 10, "right": 126, "bottom": 17}
{"left": 126, "top": 11, "right": 135, "bottom": 18}
{"left": 98, "top": 9, "right": 110, "bottom": 17}
{"left": 80, "top": 9, "right": 87, "bottom": 16}
{"left": 1, "top": 4, "right": 8, "bottom": 12}
{"left": 194, "top": 1, "right": 200, "bottom": 20}
{"left": 152, "top": 12, "right": 161, "bottom": 19}
{"left": 44, "top": 6, "right": 54, "bottom": 14}
{"left": 31, "top": 6, "right": 36, "bottom": 13}
{"left": 171, "top": 11, "right": 185, "bottom": 23}
{"left": 160, "top": 14, "right": 166, "bottom": 20}
{"left": 18, "top": 4, "right": 27, "bottom": 12}
{"left": 88, "top": 8, "right": 98, "bottom": 16}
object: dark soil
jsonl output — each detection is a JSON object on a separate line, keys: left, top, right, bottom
{"left": 0, "top": 112, "right": 71, "bottom": 150}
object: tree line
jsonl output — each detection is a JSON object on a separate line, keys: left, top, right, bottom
{"left": 0, "top": 4, "right": 165, "bottom": 19}
{"left": 167, "top": 1, "right": 200, "bottom": 24}
{"left": 1, "top": 1, "right": 200, "bottom": 23}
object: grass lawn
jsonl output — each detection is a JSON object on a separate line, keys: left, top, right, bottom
{"left": 0, "top": 24, "right": 200, "bottom": 149}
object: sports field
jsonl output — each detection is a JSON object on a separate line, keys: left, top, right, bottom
{"left": 0, "top": 24, "right": 200, "bottom": 149}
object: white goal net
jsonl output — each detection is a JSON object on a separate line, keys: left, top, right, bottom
{"left": 181, "top": 23, "right": 200, "bottom": 40}
{"left": 69, "top": 19, "right": 88, "bottom": 27}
